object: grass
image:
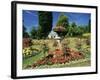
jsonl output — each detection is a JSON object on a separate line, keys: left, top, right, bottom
{"left": 82, "top": 33, "right": 91, "bottom": 38}
{"left": 23, "top": 51, "right": 46, "bottom": 69}
{"left": 32, "top": 58, "right": 91, "bottom": 69}
{"left": 63, "top": 58, "right": 90, "bottom": 67}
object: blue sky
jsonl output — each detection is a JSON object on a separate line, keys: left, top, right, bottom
{"left": 23, "top": 10, "right": 91, "bottom": 32}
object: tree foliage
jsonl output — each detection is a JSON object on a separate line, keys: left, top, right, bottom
{"left": 30, "top": 27, "right": 37, "bottom": 39}
{"left": 66, "top": 22, "right": 84, "bottom": 37}
{"left": 38, "top": 11, "right": 52, "bottom": 38}
{"left": 23, "top": 25, "right": 30, "bottom": 38}
{"left": 29, "top": 12, "right": 91, "bottom": 38}
{"left": 71, "top": 22, "right": 77, "bottom": 28}
{"left": 56, "top": 13, "right": 69, "bottom": 29}
{"left": 55, "top": 13, "right": 69, "bottom": 37}
{"left": 88, "top": 19, "right": 91, "bottom": 32}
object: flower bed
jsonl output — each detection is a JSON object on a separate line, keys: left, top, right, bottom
{"left": 31, "top": 48, "right": 84, "bottom": 68}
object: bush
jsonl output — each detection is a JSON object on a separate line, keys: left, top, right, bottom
{"left": 23, "top": 38, "right": 32, "bottom": 48}
{"left": 23, "top": 47, "right": 41, "bottom": 59}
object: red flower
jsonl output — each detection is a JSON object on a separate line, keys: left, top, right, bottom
{"left": 54, "top": 49, "right": 63, "bottom": 55}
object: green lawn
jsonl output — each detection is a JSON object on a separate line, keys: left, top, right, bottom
{"left": 35, "top": 58, "right": 90, "bottom": 69}
{"left": 23, "top": 52, "right": 44, "bottom": 69}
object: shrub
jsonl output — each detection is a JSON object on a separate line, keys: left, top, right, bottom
{"left": 23, "top": 38, "right": 32, "bottom": 48}
{"left": 23, "top": 47, "right": 41, "bottom": 58}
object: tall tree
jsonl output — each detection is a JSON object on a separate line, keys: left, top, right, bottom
{"left": 66, "top": 22, "right": 83, "bottom": 36}
{"left": 66, "top": 22, "right": 77, "bottom": 37}
{"left": 54, "top": 13, "right": 69, "bottom": 37}
{"left": 30, "top": 27, "right": 37, "bottom": 39}
{"left": 66, "top": 24, "right": 73, "bottom": 36}
{"left": 23, "top": 25, "right": 29, "bottom": 38}
{"left": 83, "top": 19, "right": 91, "bottom": 33}
{"left": 88, "top": 19, "right": 91, "bottom": 32}
{"left": 56, "top": 13, "right": 69, "bottom": 29}
{"left": 38, "top": 11, "right": 52, "bottom": 38}
{"left": 71, "top": 22, "right": 77, "bottom": 28}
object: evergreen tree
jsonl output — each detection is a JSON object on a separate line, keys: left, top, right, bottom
{"left": 71, "top": 22, "right": 77, "bottom": 28}
{"left": 88, "top": 19, "right": 91, "bottom": 32}
{"left": 56, "top": 13, "right": 69, "bottom": 29}
{"left": 30, "top": 27, "right": 37, "bottom": 39}
{"left": 38, "top": 11, "right": 52, "bottom": 38}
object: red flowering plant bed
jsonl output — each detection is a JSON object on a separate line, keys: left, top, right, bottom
{"left": 31, "top": 48, "right": 84, "bottom": 68}
{"left": 23, "top": 38, "right": 32, "bottom": 48}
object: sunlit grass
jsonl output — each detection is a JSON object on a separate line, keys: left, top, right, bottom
{"left": 33, "top": 58, "right": 91, "bottom": 69}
